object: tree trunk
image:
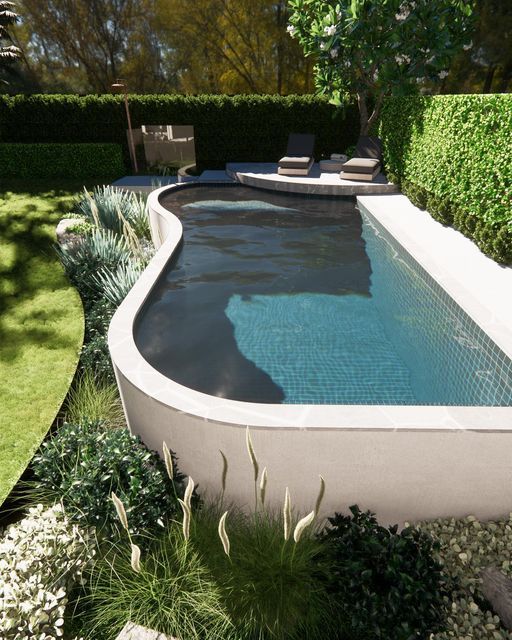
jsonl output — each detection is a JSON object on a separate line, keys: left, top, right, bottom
{"left": 357, "top": 92, "right": 370, "bottom": 136}
{"left": 482, "top": 64, "right": 497, "bottom": 93}
{"left": 496, "top": 62, "right": 512, "bottom": 93}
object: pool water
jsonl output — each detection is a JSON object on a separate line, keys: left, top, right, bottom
{"left": 134, "top": 185, "right": 512, "bottom": 406}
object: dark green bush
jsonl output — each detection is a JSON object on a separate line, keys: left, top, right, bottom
{"left": 380, "top": 94, "right": 512, "bottom": 264}
{"left": 0, "top": 143, "right": 124, "bottom": 179}
{"left": 318, "top": 505, "right": 446, "bottom": 640}
{"left": 32, "top": 421, "right": 186, "bottom": 538}
{"left": 79, "top": 335, "right": 114, "bottom": 383}
{"left": 0, "top": 94, "right": 360, "bottom": 171}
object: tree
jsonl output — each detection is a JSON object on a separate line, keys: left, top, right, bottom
{"left": 0, "top": 1, "right": 20, "bottom": 71}
{"left": 17, "top": 0, "right": 172, "bottom": 93}
{"left": 287, "top": 0, "right": 474, "bottom": 135}
{"left": 155, "top": 0, "right": 313, "bottom": 94}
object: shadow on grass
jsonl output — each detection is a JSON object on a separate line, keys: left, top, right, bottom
{"left": 0, "top": 182, "right": 89, "bottom": 356}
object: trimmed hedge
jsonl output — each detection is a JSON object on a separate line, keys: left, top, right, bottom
{"left": 0, "top": 94, "right": 360, "bottom": 171}
{"left": 380, "top": 95, "right": 512, "bottom": 264}
{"left": 0, "top": 143, "right": 125, "bottom": 179}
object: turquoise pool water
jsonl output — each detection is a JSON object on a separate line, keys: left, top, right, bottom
{"left": 134, "top": 184, "right": 512, "bottom": 406}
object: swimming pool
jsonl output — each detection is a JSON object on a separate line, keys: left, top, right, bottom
{"left": 108, "top": 183, "right": 512, "bottom": 524}
{"left": 134, "top": 184, "right": 512, "bottom": 407}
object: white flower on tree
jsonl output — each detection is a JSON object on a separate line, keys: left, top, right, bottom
{"left": 287, "top": 0, "right": 474, "bottom": 135}
{"left": 395, "top": 53, "right": 411, "bottom": 65}
{"left": 438, "top": 69, "right": 449, "bottom": 79}
{"left": 286, "top": 24, "right": 296, "bottom": 37}
{"left": 330, "top": 48, "right": 339, "bottom": 58}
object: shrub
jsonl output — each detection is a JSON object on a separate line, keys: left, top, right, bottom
{"left": 78, "top": 298, "right": 116, "bottom": 382}
{"left": 192, "top": 506, "right": 339, "bottom": 640}
{"left": 0, "top": 503, "right": 93, "bottom": 639}
{"left": 380, "top": 94, "right": 512, "bottom": 263}
{"left": 0, "top": 94, "right": 360, "bottom": 171}
{"left": 318, "top": 505, "right": 446, "bottom": 640}
{"left": 31, "top": 421, "right": 186, "bottom": 538}
{"left": 81, "top": 524, "right": 233, "bottom": 640}
{"left": 57, "top": 228, "right": 133, "bottom": 308}
{"left": 65, "top": 370, "right": 125, "bottom": 428}
{"left": 78, "top": 333, "right": 115, "bottom": 383}
{"left": 74, "top": 185, "right": 150, "bottom": 239}
{"left": 92, "top": 260, "right": 145, "bottom": 307}
{"left": 0, "top": 142, "right": 124, "bottom": 179}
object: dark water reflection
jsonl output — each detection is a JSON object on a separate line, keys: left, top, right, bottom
{"left": 134, "top": 185, "right": 370, "bottom": 403}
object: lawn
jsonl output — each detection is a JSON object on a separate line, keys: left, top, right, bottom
{"left": 0, "top": 180, "right": 86, "bottom": 506}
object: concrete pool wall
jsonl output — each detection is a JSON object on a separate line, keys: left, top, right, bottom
{"left": 108, "top": 184, "right": 512, "bottom": 525}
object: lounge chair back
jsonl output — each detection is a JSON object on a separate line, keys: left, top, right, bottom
{"left": 286, "top": 133, "right": 315, "bottom": 158}
{"left": 354, "top": 136, "right": 382, "bottom": 160}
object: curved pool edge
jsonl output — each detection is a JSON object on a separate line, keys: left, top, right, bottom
{"left": 108, "top": 183, "right": 512, "bottom": 525}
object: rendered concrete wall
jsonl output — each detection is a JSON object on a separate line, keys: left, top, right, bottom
{"left": 115, "top": 366, "right": 512, "bottom": 526}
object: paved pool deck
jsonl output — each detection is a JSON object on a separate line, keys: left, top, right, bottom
{"left": 226, "top": 162, "right": 398, "bottom": 196}
{"left": 112, "top": 164, "right": 398, "bottom": 196}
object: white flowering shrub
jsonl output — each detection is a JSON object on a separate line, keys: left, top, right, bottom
{"left": 0, "top": 503, "right": 94, "bottom": 639}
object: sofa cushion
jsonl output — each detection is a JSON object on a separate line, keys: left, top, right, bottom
{"left": 278, "top": 156, "right": 312, "bottom": 169}
{"left": 340, "top": 157, "right": 380, "bottom": 174}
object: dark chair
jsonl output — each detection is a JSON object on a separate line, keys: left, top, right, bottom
{"left": 340, "top": 136, "right": 383, "bottom": 182}
{"left": 278, "top": 133, "right": 316, "bottom": 176}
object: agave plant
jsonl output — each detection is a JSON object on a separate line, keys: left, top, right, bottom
{"left": 56, "top": 229, "right": 133, "bottom": 304}
{"left": 92, "top": 260, "right": 145, "bottom": 307}
{"left": 75, "top": 186, "right": 150, "bottom": 239}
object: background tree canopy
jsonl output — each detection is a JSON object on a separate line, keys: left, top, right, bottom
{"left": 4, "top": 0, "right": 511, "bottom": 95}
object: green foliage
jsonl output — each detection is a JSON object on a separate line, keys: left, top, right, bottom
{"left": 92, "top": 260, "right": 145, "bottom": 307}
{"left": 79, "top": 298, "right": 116, "bottom": 382}
{"left": 381, "top": 94, "right": 512, "bottom": 263}
{"left": 319, "top": 505, "right": 446, "bottom": 640}
{"left": 0, "top": 94, "right": 360, "bottom": 170}
{"left": 192, "top": 506, "right": 339, "bottom": 640}
{"left": 287, "top": 0, "right": 474, "bottom": 132}
{"left": 82, "top": 525, "right": 233, "bottom": 640}
{"left": 31, "top": 421, "right": 186, "bottom": 538}
{"left": 0, "top": 0, "right": 20, "bottom": 71}
{"left": 65, "top": 370, "right": 125, "bottom": 428}
{"left": 418, "top": 513, "right": 512, "bottom": 639}
{"left": 0, "top": 503, "right": 93, "bottom": 639}
{"left": 75, "top": 185, "right": 150, "bottom": 239}
{"left": 0, "top": 143, "right": 124, "bottom": 179}
{"left": 56, "top": 229, "right": 133, "bottom": 308}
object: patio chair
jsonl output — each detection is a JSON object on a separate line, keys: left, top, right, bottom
{"left": 339, "top": 136, "right": 383, "bottom": 182}
{"left": 278, "top": 133, "right": 315, "bottom": 176}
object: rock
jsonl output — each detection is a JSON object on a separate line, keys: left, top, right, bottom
{"left": 481, "top": 566, "right": 512, "bottom": 630}
{"left": 55, "top": 218, "right": 84, "bottom": 246}
{"left": 116, "top": 621, "right": 178, "bottom": 640}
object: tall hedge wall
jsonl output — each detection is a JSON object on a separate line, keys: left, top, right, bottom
{"left": 380, "top": 94, "right": 512, "bottom": 264}
{"left": 0, "top": 94, "right": 360, "bottom": 171}
{"left": 0, "top": 143, "right": 125, "bottom": 179}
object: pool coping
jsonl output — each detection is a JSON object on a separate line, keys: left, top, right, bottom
{"left": 108, "top": 183, "right": 512, "bottom": 433}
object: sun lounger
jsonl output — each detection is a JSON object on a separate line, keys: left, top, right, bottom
{"left": 278, "top": 133, "right": 315, "bottom": 176}
{"left": 340, "top": 136, "right": 382, "bottom": 182}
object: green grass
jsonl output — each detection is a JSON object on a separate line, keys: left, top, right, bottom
{"left": 0, "top": 180, "right": 91, "bottom": 506}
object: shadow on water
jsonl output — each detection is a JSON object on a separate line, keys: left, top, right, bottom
{"left": 134, "top": 185, "right": 371, "bottom": 403}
